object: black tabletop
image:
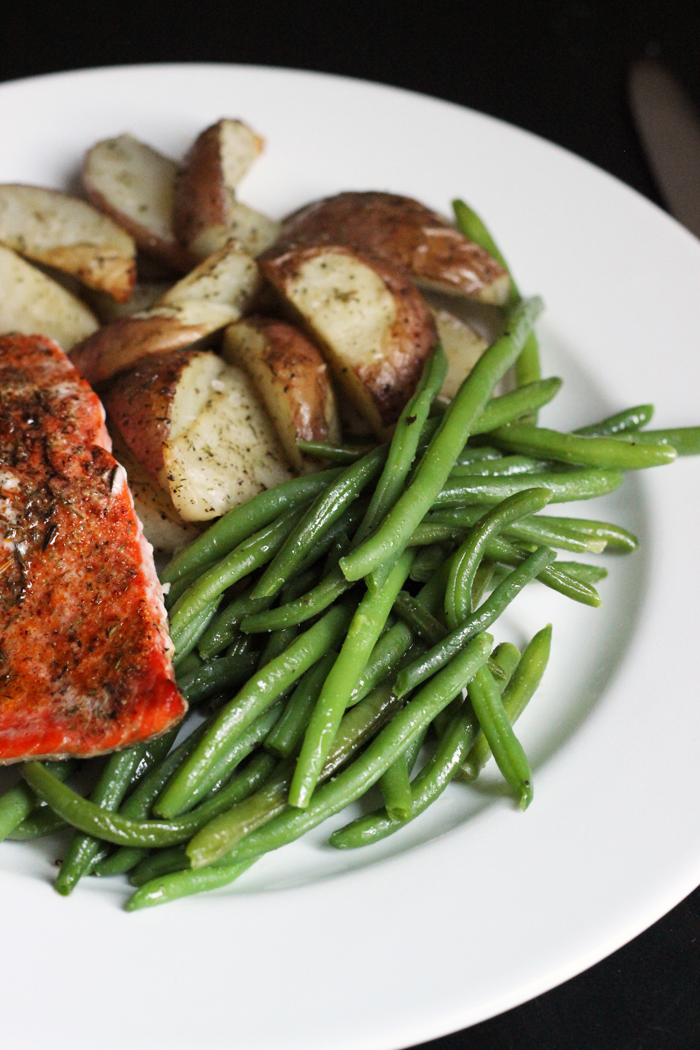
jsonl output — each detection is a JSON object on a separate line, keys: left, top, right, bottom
{"left": 2, "top": 1, "right": 699, "bottom": 1047}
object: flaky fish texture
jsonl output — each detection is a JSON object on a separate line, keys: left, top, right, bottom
{"left": 0, "top": 333, "right": 185, "bottom": 762}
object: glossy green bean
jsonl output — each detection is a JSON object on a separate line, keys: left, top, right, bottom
{"left": 378, "top": 750, "right": 413, "bottom": 821}
{"left": 486, "top": 422, "right": 676, "bottom": 469}
{"left": 252, "top": 447, "right": 388, "bottom": 600}
{"left": 175, "top": 650, "right": 203, "bottom": 678}
{"left": 435, "top": 467, "right": 624, "bottom": 507}
{"left": 295, "top": 441, "right": 375, "bottom": 463}
{"left": 197, "top": 588, "right": 270, "bottom": 659}
{"left": 444, "top": 487, "right": 553, "bottom": 630}
{"left": 483, "top": 535, "right": 602, "bottom": 606}
{"left": 540, "top": 516, "right": 638, "bottom": 553}
{"left": 289, "top": 549, "right": 415, "bottom": 808}
{"left": 257, "top": 626, "right": 299, "bottom": 670}
{"left": 9, "top": 806, "right": 68, "bottom": 840}
{"left": 340, "top": 298, "right": 543, "bottom": 582}
{"left": 459, "top": 624, "right": 551, "bottom": 781}
{"left": 470, "top": 379, "right": 562, "bottom": 434}
{"left": 186, "top": 680, "right": 405, "bottom": 866}
{"left": 169, "top": 505, "right": 306, "bottom": 644}
{"left": 574, "top": 404, "right": 654, "bottom": 436}
{"left": 394, "top": 591, "right": 445, "bottom": 646}
{"left": 129, "top": 847, "right": 191, "bottom": 886}
{"left": 156, "top": 601, "right": 357, "bottom": 818}
{"left": 395, "top": 546, "right": 556, "bottom": 697}
{"left": 172, "top": 599, "right": 221, "bottom": 667}
{"left": 353, "top": 346, "right": 448, "bottom": 549}
{"left": 470, "top": 560, "right": 495, "bottom": 608}
{"left": 177, "top": 651, "right": 259, "bottom": 705}
{"left": 212, "top": 633, "right": 493, "bottom": 867}
{"left": 427, "top": 507, "right": 607, "bottom": 554}
{"left": 449, "top": 455, "right": 551, "bottom": 477}
{"left": 610, "top": 427, "right": 700, "bottom": 456}
{"left": 467, "top": 664, "right": 533, "bottom": 808}
{"left": 0, "top": 761, "right": 75, "bottom": 843}
{"left": 346, "top": 621, "right": 415, "bottom": 707}
{"left": 410, "top": 543, "right": 450, "bottom": 583}
{"left": 161, "top": 469, "right": 340, "bottom": 586}
{"left": 554, "top": 561, "right": 608, "bottom": 584}
{"left": 264, "top": 653, "right": 337, "bottom": 758}
{"left": 452, "top": 198, "right": 541, "bottom": 390}
{"left": 126, "top": 858, "right": 258, "bottom": 910}
{"left": 240, "top": 565, "right": 353, "bottom": 633}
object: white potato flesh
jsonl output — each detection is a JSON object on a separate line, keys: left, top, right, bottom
{"left": 432, "top": 307, "right": 488, "bottom": 399}
{"left": 217, "top": 119, "right": 264, "bottom": 189}
{"left": 189, "top": 202, "right": 281, "bottom": 259}
{"left": 162, "top": 356, "right": 293, "bottom": 521}
{"left": 110, "top": 429, "right": 201, "bottom": 553}
{"left": 0, "top": 184, "right": 136, "bottom": 301}
{"left": 0, "top": 244, "right": 98, "bottom": 349}
{"left": 86, "top": 280, "right": 171, "bottom": 323}
{"left": 83, "top": 135, "right": 194, "bottom": 271}
{"left": 157, "top": 242, "right": 261, "bottom": 311}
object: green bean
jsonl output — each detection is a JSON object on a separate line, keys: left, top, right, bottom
{"left": 56, "top": 743, "right": 157, "bottom": 895}
{"left": 257, "top": 626, "right": 299, "bottom": 670}
{"left": 346, "top": 621, "right": 415, "bottom": 707}
{"left": 225, "top": 633, "right": 258, "bottom": 660}
{"left": 126, "top": 858, "right": 258, "bottom": 910}
{"left": 241, "top": 566, "right": 353, "bottom": 633}
{"left": 454, "top": 446, "right": 503, "bottom": 466}
{"left": 197, "top": 588, "right": 270, "bottom": 659}
{"left": 394, "top": 592, "right": 445, "bottom": 646}
{"left": 161, "top": 469, "right": 340, "bottom": 587}
{"left": 164, "top": 566, "right": 204, "bottom": 611}
{"left": 173, "top": 701, "right": 284, "bottom": 813}
{"left": 289, "top": 549, "right": 415, "bottom": 808}
{"left": 459, "top": 624, "right": 551, "bottom": 781}
{"left": 172, "top": 599, "right": 221, "bottom": 667}
{"left": 177, "top": 651, "right": 259, "bottom": 705}
{"left": 574, "top": 404, "right": 654, "bottom": 436}
{"left": 427, "top": 507, "right": 607, "bottom": 554}
{"left": 444, "top": 488, "right": 553, "bottom": 630}
{"left": 175, "top": 650, "right": 203, "bottom": 678}
{"left": 483, "top": 535, "right": 602, "bottom": 606}
{"left": 169, "top": 504, "right": 306, "bottom": 644}
{"left": 467, "top": 664, "right": 533, "bottom": 808}
{"left": 0, "top": 761, "right": 75, "bottom": 843}
{"left": 353, "top": 346, "right": 448, "bottom": 548}
{"left": 470, "top": 379, "right": 562, "bottom": 434}
{"left": 156, "top": 601, "right": 357, "bottom": 818}
{"left": 9, "top": 806, "right": 68, "bottom": 840}
{"left": 295, "top": 441, "right": 375, "bottom": 464}
{"left": 251, "top": 447, "right": 388, "bottom": 600}
{"left": 340, "top": 297, "right": 544, "bottom": 582}
{"left": 410, "top": 543, "right": 451, "bottom": 583}
{"left": 129, "top": 847, "right": 192, "bottom": 887}
{"left": 486, "top": 422, "right": 676, "bottom": 469}
{"left": 212, "top": 632, "right": 493, "bottom": 867}
{"left": 434, "top": 467, "right": 624, "bottom": 507}
{"left": 452, "top": 198, "right": 541, "bottom": 391}
{"left": 470, "top": 559, "right": 495, "bottom": 608}
{"left": 539, "top": 516, "right": 638, "bottom": 553}
{"left": 554, "top": 561, "right": 608, "bottom": 584}
{"left": 449, "top": 455, "right": 552, "bottom": 477}
{"left": 378, "top": 750, "right": 413, "bottom": 821}
{"left": 186, "top": 680, "right": 405, "bottom": 866}
{"left": 264, "top": 654, "right": 337, "bottom": 758}
{"left": 610, "top": 427, "right": 700, "bottom": 456}
{"left": 292, "top": 500, "right": 368, "bottom": 577}
{"left": 395, "top": 547, "right": 556, "bottom": 697}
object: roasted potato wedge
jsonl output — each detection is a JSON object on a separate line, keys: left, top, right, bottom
{"left": 259, "top": 244, "right": 437, "bottom": 436}
{"left": 70, "top": 242, "right": 261, "bottom": 384}
{"left": 83, "top": 134, "right": 197, "bottom": 273}
{"left": 105, "top": 349, "right": 293, "bottom": 521}
{"left": 85, "top": 281, "right": 171, "bottom": 323}
{"left": 0, "top": 184, "right": 136, "bottom": 302}
{"left": 109, "top": 427, "right": 201, "bottom": 553}
{"left": 272, "top": 191, "right": 511, "bottom": 305}
{"left": 0, "top": 244, "right": 98, "bottom": 349}
{"left": 223, "top": 317, "right": 341, "bottom": 471}
{"left": 174, "top": 119, "right": 280, "bottom": 258}
{"left": 431, "top": 307, "right": 488, "bottom": 399}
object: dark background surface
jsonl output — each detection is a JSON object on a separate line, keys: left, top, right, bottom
{"left": 2, "top": 1, "right": 700, "bottom": 1047}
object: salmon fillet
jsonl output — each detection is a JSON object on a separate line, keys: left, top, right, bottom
{"left": 0, "top": 333, "right": 186, "bottom": 762}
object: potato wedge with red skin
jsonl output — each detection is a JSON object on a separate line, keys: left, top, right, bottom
{"left": 271, "top": 191, "right": 511, "bottom": 305}
{"left": 0, "top": 244, "right": 99, "bottom": 350}
{"left": 174, "top": 119, "right": 279, "bottom": 258}
{"left": 0, "top": 184, "right": 136, "bottom": 301}
{"left": 259, "top": 243, "right": 437, "bottom": 436}
{"left": 83, "top": 134, "right": 197, "bottom": 273}
{"left": 71, "top": 242, "right": 261, "bottom": 385}
{"left": 223, "top": 317, "right": 341, "bottom": 471}
{"left": 105, "top": 348, "right": 293, "bottom": 522}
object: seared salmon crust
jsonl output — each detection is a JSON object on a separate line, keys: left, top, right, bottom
{"left": 0, "top": 333, "right": 185, "bottom": 762}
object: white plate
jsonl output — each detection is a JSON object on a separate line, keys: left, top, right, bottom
{"left": 1, "top": 63, "right": 699, "bottom": 1050}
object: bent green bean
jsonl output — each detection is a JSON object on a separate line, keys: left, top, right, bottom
{"left": 574, "top": 404, "right": 654, "bottom": 436}
{"left": 340, "top": 297, "right": 544, "bottom": 582}
{"left": 467, "top": 664, "right": 533, "bottom": 808}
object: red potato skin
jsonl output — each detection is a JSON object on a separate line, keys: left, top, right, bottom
{"left": 271, "top": 191, "right": 509, "bottom": 302}
{"left": 234, "top": 317, "right": 337, "bottom": 442}
{"left": 70, "top": 314, "right": 210, "bottom": 386}
{"left": 259, "top": 245, "right": 438, "bottom": 429}
{"left": 104, "top": 349, "right": 203, "bottom": 480}
{"left": 0, "top": 334, "right": 185, "bottom": 762}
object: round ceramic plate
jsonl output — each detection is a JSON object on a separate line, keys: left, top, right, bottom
{"left": 0, "top": 63, "right": 699, "bottom": 1050}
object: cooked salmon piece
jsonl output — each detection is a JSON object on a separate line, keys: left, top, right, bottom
{"left": 0, "top": 333, "right": 186, "bottom": 762}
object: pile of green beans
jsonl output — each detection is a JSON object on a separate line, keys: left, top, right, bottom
{"left": 3, "top": 200, "right": 699, "bottom": 914}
